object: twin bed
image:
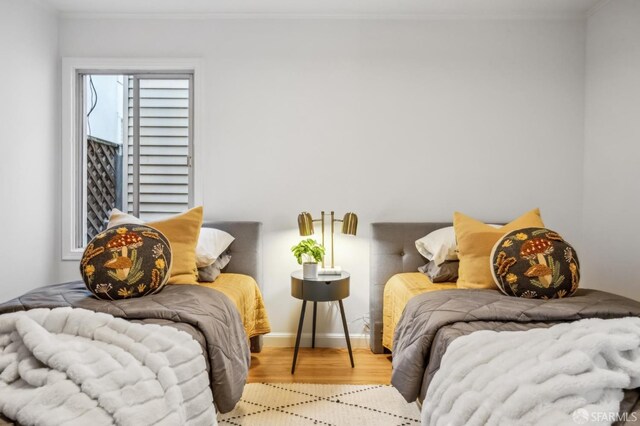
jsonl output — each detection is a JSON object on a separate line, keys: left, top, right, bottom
{"left": 0, "top": 221, "right": 269, "bottom": 421}
{"left": 370, "top": 222, "right": 640, "bottom": 424}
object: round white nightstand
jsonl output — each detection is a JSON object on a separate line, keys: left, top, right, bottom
{"left": 290, "top": 271, "right": 353, "bottom": 374}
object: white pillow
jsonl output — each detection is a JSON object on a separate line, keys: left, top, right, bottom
{"left": 415, "top": 227, "right": 458, "bottom": 265}
{"left": 416, "top": 224, "right": 500, "bottom": 266}
{"left": 107, "top": 209, "right": 144, "bottom": 228}
{"left": 196, "top": 227, "right": 235, "bottom": 268}
{"left": 107, "top": 209, "right": 234, "bottom": 268}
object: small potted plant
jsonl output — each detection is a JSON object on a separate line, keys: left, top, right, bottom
{"left": 291, "top": 238, "right": 325, "bottom": 278}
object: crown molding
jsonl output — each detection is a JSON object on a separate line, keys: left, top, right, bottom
{"left": 59, "top": 11, "right": 586, "bottom": 21}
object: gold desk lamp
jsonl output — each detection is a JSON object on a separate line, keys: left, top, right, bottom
{"left": 297, "top": 211, "right": 358, "bottom": 274}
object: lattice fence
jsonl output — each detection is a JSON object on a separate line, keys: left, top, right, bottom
{"left": 86, "top": 136, "right": 118, "bottom": 240}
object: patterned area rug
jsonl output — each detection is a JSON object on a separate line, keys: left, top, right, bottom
{"left": 217, "top": 383, "right": 421, "bottom": 425}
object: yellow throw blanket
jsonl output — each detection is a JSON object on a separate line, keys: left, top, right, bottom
{"left": 383, "top": 273, "right": 456, "bottom": 350}
{"left": 198, "top": 273, "right": 271, "bottom": 339}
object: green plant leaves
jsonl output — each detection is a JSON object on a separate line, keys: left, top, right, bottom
{"left": 291, "top": 238, "right": 326, "bottom": 264}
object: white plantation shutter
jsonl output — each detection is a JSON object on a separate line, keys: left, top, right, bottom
{"left": 127, "top": 77, "right": 192, "bottom": 221}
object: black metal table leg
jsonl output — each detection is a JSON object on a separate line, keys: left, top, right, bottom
{"left": 291, "top": 300, "right": 307, "bottom": 374}
{"left": 312, "top": 302, "right": 317, "bottom": 348}
{"left": 338, "top": 300, "right": 354, "bottom": 368}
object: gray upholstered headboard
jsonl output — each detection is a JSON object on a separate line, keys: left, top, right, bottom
{"left": 369, "top": 222, "right": 451, "bottom": 354}
{"left": 203, "top": 221, "right": 264, "bottom": 352}
{"left": 202, "top": 221, "right": 263, "bottom": 287}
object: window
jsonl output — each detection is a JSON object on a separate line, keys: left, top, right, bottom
{"left": 62, "top": 59, "right": 200, "bottom": 259}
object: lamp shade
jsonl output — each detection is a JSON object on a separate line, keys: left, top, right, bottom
{"left": 341, "top": 212, "right": 358, "bottom": 235}
{"left": 298, "top": 212, "right": 314, "bottom": 236}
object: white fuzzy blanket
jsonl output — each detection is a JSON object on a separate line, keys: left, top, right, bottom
{"left": 422, "top": 317, "right": 640, "bottom": 426}
{"left": 0, "top": 308, "right": 217, "bottom": 426}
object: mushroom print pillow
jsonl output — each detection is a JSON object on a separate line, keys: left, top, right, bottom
{"left": 80, "top": 224, "right": 172, "bottom": 300}
{"left": 490, "top": 227, "right": 580, "bottom": 299}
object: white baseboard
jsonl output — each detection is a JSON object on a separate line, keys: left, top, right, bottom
{"left": 263, "top": 332, "right": 370, "bottom": 349}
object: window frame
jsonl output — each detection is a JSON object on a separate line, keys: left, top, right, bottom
{"left": 61, "top": 58, "right": 204, "bottom": 260}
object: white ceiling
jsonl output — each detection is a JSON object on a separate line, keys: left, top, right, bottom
{"left": 41, "top": 0, "right": 604, "bottom": 18}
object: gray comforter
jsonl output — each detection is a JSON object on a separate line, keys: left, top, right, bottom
{"left": 392, "top": 288, "right": 640, "bottom": 407}
{"left": 0, "top": 281, "right": 250, "bottom": 414}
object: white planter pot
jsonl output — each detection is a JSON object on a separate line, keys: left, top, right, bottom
{"left": 303, "top": 262, "right": 318, "bottom": 279}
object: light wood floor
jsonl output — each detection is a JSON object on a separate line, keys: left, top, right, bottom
{"left": 248, "top": 347, "right": 392, "bottom": 384}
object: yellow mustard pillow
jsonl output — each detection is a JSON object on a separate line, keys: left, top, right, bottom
{"left": 454, "top": 208, "right": 544, "bottom": 289}
{"left": 148, "top": 207, "right": 203, "bottom": 285}
{"left": 108, "top": 207, "right": 203, "bottom": 285}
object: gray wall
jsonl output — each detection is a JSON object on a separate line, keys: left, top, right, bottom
{"left": 583, "top": 0, "right": 640, "bottom": 300}
{"left": 0, "top": 0, "right": 59, "bottom": 301}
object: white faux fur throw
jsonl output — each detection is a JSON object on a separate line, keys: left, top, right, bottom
{"left": 422, "top": 317, "right": 640, "bottom": 426}
{"left": 0, "top": 308, "right": 216, "bottom": 426}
